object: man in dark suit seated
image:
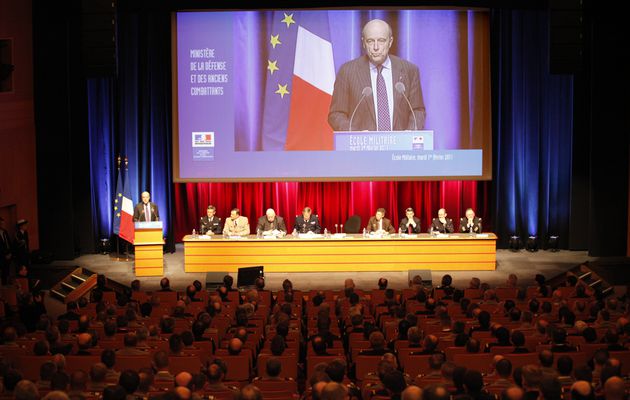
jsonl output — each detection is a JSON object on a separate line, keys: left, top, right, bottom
{"left": 311, "top": 335, "right": 334, "bottom": 356}
{"left": 411, "top": 335, "right": 443, "bottom": 356}
{"left": 459, "top": 208, "right": 483, "bottom": 234}
{"left": 57, "top": 301, "right": 81, "bottom": 321}
{"left": 158, "top": 277, "right": 172, "bottom": 292}
{"left": 199, "top": 205, "right": 222, "bottom": 235}
{"left": 485, "top": 327, "right": 512, "bottom": 352}
{"left": 400, "top": 207, "right": 422, "bottom": 234}
{"left": 367, "top": 208, "right": 396, "bottom": 234}
{"left": 294, "top": 207, "right": 321, "bottom": 234}
{"left": 133, "top": 191, "right": 160, "bottom": 222}
{"left": 430, "top": 208, "right": 454, "bottom": 234}
{"left": 511, "top": 330, "right": 530, "bottom": 353}
{"left": 328, "top": 19, "right": 426, "bottom": 132}
{"left": 204, "top": 359, "right": 238, "bottom": 394}
{"left": 550, "top": 328, "right": 577, "bottom": 352}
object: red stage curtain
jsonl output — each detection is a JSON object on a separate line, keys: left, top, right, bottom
{"left": 173, "top": 181, "right": 491, "bottom": 242}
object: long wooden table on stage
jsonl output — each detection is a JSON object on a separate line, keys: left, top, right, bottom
{"left": 183, "top": 233, "right": 497, "bottom": 273}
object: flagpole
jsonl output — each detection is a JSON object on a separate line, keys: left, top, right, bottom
{"left": 112, "top": 155, "right": 125, "bottom": 262}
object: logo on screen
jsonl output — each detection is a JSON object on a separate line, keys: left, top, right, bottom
{"left": 192, "top": 132, "right": 215, "bottom": 147}
{"left": 412, "top": 135, "right": 424, "bottom": 150}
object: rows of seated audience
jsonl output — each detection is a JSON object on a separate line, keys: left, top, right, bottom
{"left": 1, "top": 271, "right": 630, "bottom": 399}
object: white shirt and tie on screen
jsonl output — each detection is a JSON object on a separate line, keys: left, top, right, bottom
{"left": 331, "top": 19, "right": 425, "bottom": 132}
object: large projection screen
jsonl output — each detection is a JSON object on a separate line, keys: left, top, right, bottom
{"left": 172, "top": 9, "right": 492, "bottom": 181}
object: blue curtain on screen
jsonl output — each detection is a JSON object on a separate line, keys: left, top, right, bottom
{"left": 87, "top": 10, "right": 175, "bottom": 251}
{"left": 491, "top": 9, "right": 573, "bottom": 247}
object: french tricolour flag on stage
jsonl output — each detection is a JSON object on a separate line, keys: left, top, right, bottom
{"left": 262, "top": 11, "right": 335, "bottom": 151}
{"left": 118, "top": 167, "right": 135, "bottom": 244}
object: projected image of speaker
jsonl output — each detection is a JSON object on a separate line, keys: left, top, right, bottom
{"left": 237, "top": 266, "right": 264, "bottom": 288}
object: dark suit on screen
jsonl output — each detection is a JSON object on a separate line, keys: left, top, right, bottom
{"left": 294, "top": 215, "right": 321, "bottom": 234}
{"left": 399, "top": 216, "right": 422, "bottom": 234}
{"left": 430, "top": 218, "right": 454, "bottom": 234}
{"left": 133, "top": 202, "right": 160, "bottom": 222}
{"left": 367, "top": 217, "right": 396, "bottom": 234}
{"left": 328, "top": 55, "right": 426, "bottom": 131}
{"left": 200, "top": 216, "right": 223, "bottom": 235}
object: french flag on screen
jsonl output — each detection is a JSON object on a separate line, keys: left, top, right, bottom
{"left": 262, "top": 11, "right": 335, "bottom": 151}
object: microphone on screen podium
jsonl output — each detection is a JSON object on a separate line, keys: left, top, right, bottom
{"left": 348, "top": 87, "right": 372, "bottom": 131}
{"left": 395, "top": 81, "right": 418, "bottom": 131}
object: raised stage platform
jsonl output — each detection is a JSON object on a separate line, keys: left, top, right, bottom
{"left": 50, "top": 244, "right": 596, "bottom": 292}
{"left": 182, "top": 233, "right": 497, "bottom": 273}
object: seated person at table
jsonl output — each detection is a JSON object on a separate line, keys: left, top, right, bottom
{"left": 459, "top": 208, "right": 482, "bottom": 234}
{"left": 399, "top": 207, "right": 422, "bottom": 234}
{"left": 199, "top": 205, "right": 223, "bottom": 235}
{"left": 222, "top": 208, "right": 250, "bottom": 236}
{"left": 294, "top": 207, "right": 321, "bottom": 234}
{"left": 430, "top": 208, "right": 454, "bottom": 233}
{"left": 256, "top": 208, "right": 287, "bottom": 236}
{"left": 367, "top": 208, "right": 396, "bottom": 234}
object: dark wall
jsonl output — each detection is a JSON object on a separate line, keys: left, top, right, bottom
{"left": 33, "top": 0, "right": 94, "bottom": 259}
{"left": 584, "top": 5, "right": 630, "bottom": 256}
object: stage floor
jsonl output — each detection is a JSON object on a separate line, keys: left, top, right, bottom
{"left": 51, "top": 244, "right": 597, "bottom": 291}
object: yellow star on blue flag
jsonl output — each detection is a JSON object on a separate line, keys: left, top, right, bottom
{"left": 270, "top": 34, "right": 281, "bottom": 49}
{"left": 281, "top": 13, "right": 295, "bottom": 28}
{"left": 275, "top": 83, "right": 290, "bottom": 98}
{"left": 267, "top": 60, "right": 279, "bottom": 75}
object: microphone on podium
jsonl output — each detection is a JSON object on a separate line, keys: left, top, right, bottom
{"left": 348, "top": 87, "right": 372, "bottom": 131}
{"left": 395, "top": 81, "right": 418, "bottom": 131}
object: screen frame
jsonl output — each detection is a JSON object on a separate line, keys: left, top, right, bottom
{"left": 171, "top": 7, "right": 493, "bottom": 182}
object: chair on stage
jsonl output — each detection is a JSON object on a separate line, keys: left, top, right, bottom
{"left": 343, "top": 215, "right": 362, "bottom": 233}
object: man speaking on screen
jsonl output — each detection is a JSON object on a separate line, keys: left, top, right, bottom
{"left": 328, "top": 19, "right": 426, "bottom": 132}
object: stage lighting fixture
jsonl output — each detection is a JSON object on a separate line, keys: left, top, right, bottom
{"left": 526, "top": 236, "right": 539, "bottom": 252}
{"left": 547, "top": 235, "right": 559, "bottom": 252}
{"left": 508, "top": 235, "right": 520, "bottom": 252}
{"left": 99, "top": 238, "right": 111, "bottom": 255}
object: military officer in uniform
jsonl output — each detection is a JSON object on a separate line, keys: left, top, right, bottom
{"left": 223, "top": 208, "right": 250, "bottom": 236}
{"left": 293, "top": 207, "right": 321, "bottom": 234}
{"left": 200, "top": 205, "right": 223, "bottom": 235}
{"left": 459, "top": 208, "right": 482, "bottom": 234}
{"left": 430, "top": 208, "right": 454, "bottom": 234}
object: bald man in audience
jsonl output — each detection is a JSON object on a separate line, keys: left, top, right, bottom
{"left": 401, "top": 385, "right": 423, "bottom": 400}
{"left": 175, "top": 371, "right": 193, "bottom": 388}
{"left": 423, "top": 383, "right": 450, "bottom": 400}
{"left": 174, "top": 386, "right": 192, "bottom": 399}
{"left": 603, "top": 376, "right": 626, "bottom": 400}
{"left": 75, "top": 333, "right": 93, "bottom": 355}
{"left": 570, "top": 381, "right": 594, "bottom": 400}
{"left": 228, "top": 338, "right": 243, "bottom": 355}
{"left": 501, "top": 386, "right": 525, "bottom": 400}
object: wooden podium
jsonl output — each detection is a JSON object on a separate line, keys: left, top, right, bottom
{"left": 134, "top": 222, "right": 164, "bottom": 277}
